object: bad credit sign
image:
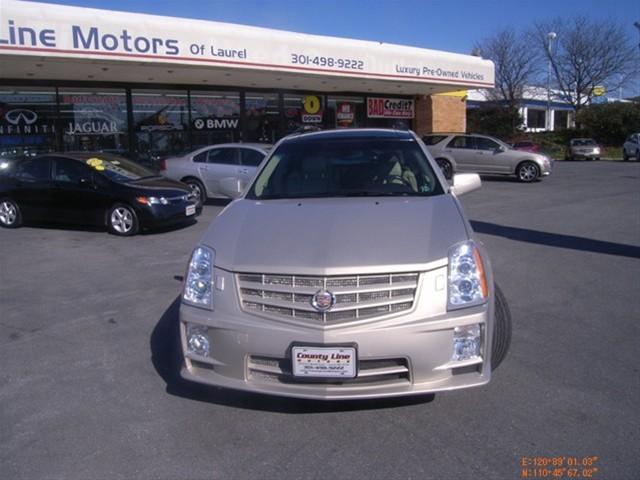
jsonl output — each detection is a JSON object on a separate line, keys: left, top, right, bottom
{"left": 367, "top": 98, "right": 414, "bottom": 118}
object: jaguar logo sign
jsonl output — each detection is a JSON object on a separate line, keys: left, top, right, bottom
{"left": 5, "top": 109, "right": 38, "bottom": 125}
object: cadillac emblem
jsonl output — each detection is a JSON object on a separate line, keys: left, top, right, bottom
{"left": 311, "top": 289, "right": 336, "bottom": 312}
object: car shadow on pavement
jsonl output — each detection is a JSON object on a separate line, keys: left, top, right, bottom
{"left": 470, "top": 220, "right": 640, "bottom": 259}
{"left": 151, "top": 296, "right": 435, "bottom": 413}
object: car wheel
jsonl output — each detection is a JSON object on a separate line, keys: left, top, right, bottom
{"left": 0, "top": 198, "right": 22, "bottom": 228}
{"left": 517, "top": 161, "right": 539, "bottom": 182}
{"left": 491, "top": 283, "right": 512, "bottom": 371}
{"left": 623, "top": 151, "right": 629, "bottom": 161}
{"left": 436, "top": 158, "right": 453, "bottom": 180}
{"left": 184, "top": 178, "right": 206, "bottom": 208}
{"left": 107, "top": 203, "right": 139, "bottom": 236}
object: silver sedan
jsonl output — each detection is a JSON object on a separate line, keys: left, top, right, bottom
{"left": 423, "top": 133, "right": 553, "bottom": 182}
{"left": 160, "top": 143, "right": 270, "bottom": 205}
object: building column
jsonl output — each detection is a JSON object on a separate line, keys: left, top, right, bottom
{"left": 413, "top": 92, "right": 467, "bottom": 135}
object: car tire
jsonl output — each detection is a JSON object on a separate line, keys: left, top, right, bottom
{"left": 623, "top": 151, "right": 629, "bottom": 161}
{"left": 516, "top": 161, "right": 539, "bottom": 182}
{"left": 107, "top": 203, "right": 139, "bottom": 236}
{"left": 491, "top": 283, "right": 512, "bottom": 371}
{"left": 0, "top": 198, "right": 22, "bottom": 228}
{"left": 436, "top": 158, "right": 453, "bottom": 180}
{"left": 183, "top": 177, "right": 206, "bottom": 208}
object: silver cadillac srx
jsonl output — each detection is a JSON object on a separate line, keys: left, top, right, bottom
{"left": 178, "top": 129, "right": 511, "bottom": 400}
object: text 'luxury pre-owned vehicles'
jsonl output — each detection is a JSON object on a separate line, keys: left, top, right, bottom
{"left": 178, "top": 129, "right": 512, "bottom": 400}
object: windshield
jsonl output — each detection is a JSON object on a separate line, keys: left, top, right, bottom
{"left": 571, "top": 139, "right": 597, "bottom": 146}
{"left": 82, "top": 153, "right": 156, "bottom": 182}
{"left": 247, "top": 137, "right": 444, "bottom": 200}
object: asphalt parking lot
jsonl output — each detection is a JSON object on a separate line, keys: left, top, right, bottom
{"left": 1, "top": 160, "right": 639, "bottom": 480}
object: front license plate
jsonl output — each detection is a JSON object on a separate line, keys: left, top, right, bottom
{"left": 292, "top": 346, "right": 356, "bottom": 378}
{"left": 185, "top": 205, "right": 196, "bottom": 216}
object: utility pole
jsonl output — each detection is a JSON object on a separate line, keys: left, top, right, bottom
{"left": 546, "top": 32, "right": 557, "bottom": 131}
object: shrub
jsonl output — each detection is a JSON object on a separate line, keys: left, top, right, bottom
{"left": 576, "top": 103, "right": 640, "bottom": 145}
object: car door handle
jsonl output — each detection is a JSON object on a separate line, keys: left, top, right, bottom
{"left": 238, "top": 168, "right": 250, "bottom": 174}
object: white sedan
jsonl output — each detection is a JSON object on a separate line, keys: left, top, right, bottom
{"left": 160, "top": 143, "right": 270, "bottom": 205}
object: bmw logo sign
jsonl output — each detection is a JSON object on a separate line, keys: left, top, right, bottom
{"left": 311, "top": 289, "right": 336, "bottom": 312}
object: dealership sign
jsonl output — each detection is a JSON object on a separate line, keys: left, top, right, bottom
{"left": 367, "top": 98, "right": 414, "bottom": 119}
{"left": 0, "top": 0, "right": 494, "bottom": 90}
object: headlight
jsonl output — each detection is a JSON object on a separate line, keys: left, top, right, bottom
{"left": 136, "top": 196, "right": 168, "bottom": 205}
{"left": 182, "top": 246, "right": 214, "bottom": 309}
{"left": 594, "top": 147, "right": 601, "bottom": 154}
{"left": 448, "top": 241, "right": 488, "bottom": 310}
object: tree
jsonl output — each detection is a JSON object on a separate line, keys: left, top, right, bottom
{"left": 474, "top": 28, "right": 539, "bottom": 108}
{"left": 467, "top": 105, "right": 523, "bottom": 140}
{"left": 576, "top": 102, "right": 640, "bottom": 145}
{"left": 533, "top": 17, "right": 637, "bottom": 124}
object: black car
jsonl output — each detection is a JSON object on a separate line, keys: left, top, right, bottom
{"left": 0, "top": 152, "right": 201, "bottom": 236}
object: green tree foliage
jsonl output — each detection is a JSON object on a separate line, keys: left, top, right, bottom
{"left": 467, "top": 105, "right": 522, "bottom": 140}
{"left": 577, "top": 103, "right": 640, "bottom": 145}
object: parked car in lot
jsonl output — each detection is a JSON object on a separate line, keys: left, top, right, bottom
{"left": 422, "top": 133, "right": 552, "bottom": 182}
{"left": 160, "top": 143, "right": 271, "bottom": 206}
{"left": 565, "top": 138, "right": 601, "bottom": 161}
{"left": 623, "top": 133, "right": 640, "bottom": 161}
{"left": 178, "top": 128, "right": 512, "bottom": 400}
{"left": 0, "top": 152, "right": 200, "bottom": 236}
{"left": 511, "top": 140, "right": 540, "bottom": 153}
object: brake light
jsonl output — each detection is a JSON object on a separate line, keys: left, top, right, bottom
{"left": 159, "top": 159, "right": 167, "bottom": 171}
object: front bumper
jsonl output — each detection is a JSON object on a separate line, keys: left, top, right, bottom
{"left": 571, "top": 150, "right": 600, "bottom": 159}
{"left": 137, "top": 202, "right": 201, "bottom": 229}
{"left": 178, "top": 268, "right": 494, "bottom": 400}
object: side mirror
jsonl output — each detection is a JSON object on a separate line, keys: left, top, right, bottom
{"left": 219, "top": 176, "right": 245, "bottom": 199}
{"left": 450, "top": 173, "right": 481, "bottom": 196}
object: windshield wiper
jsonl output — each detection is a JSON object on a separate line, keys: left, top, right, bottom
{"left": 338, "top": 191, "right": 412, "bottom": 197}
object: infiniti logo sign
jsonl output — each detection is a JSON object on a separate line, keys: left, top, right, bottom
{"left": 5, "top": 109, "right": 38, "bottom": 125}
{"left": 0, "top": 108, "right": 55, "bottom": 135}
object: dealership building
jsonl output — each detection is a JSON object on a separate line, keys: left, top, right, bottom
{"left": 0, "top": 0, "right": 494, "bottom": 165}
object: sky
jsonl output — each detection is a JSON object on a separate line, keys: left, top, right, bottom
{"left": 29, "top": 0, "right": 640, "bottom": 96}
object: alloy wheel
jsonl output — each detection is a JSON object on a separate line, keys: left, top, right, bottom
{"left": 0, "top": 201, "right": 17, "bottom": 226}
{"left": 188, "top": 182, "right": 202, "bottom": 204}
{"left": 110, "top": 207, "right": 134, "bottom": 234}
{"left": 518, "top": 163, "right": 538, "bottom": 182}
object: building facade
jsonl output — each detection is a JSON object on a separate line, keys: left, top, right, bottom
{"left": 467, "top": 87, "right": 574, "bottom": 133}
{"left": 0, "top": 0, "right": 494, "bottom": 166}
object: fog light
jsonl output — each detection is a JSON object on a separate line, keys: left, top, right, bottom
{"left": 452, "top": 324, "right": 481, "bottom": 361}
{"left": 186, "top": 323, "right": 210, "bottom": 357}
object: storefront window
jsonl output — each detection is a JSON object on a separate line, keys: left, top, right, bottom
{"left": 132, "top": 89, "right": 188, "bottom": 167}
{"left": 283, "top": 93, "right": 325, "bottom": 135}
{"left": 190, "top": 91, "right": 240, "bottom": 148}
{"left": 0, "top": 86, "right": 57, "bottom": 157}
{"left": 554, "top": 110, "right": 569, "bottom": 130}
{"left": 526, "top": 108, "right": 546, "bottom": 129}
{"left": 244, "top": 92, "right": 280, "bottom": 143}
{"left": 326, "top": 96, "right": 366, "bottom": 129}
{"left": 58, "top": 88, "right": 129, "bottom": 155}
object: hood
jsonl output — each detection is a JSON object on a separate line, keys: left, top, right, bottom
{"left": 204, "top": 195, "right": 469, "bottom": 275}
{"left": 126, "top": 176, "right": 190, "bottom": 196}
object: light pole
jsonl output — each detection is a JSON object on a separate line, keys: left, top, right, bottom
{"left": 546, "top": 32, "right": 557, "bottom": 132}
